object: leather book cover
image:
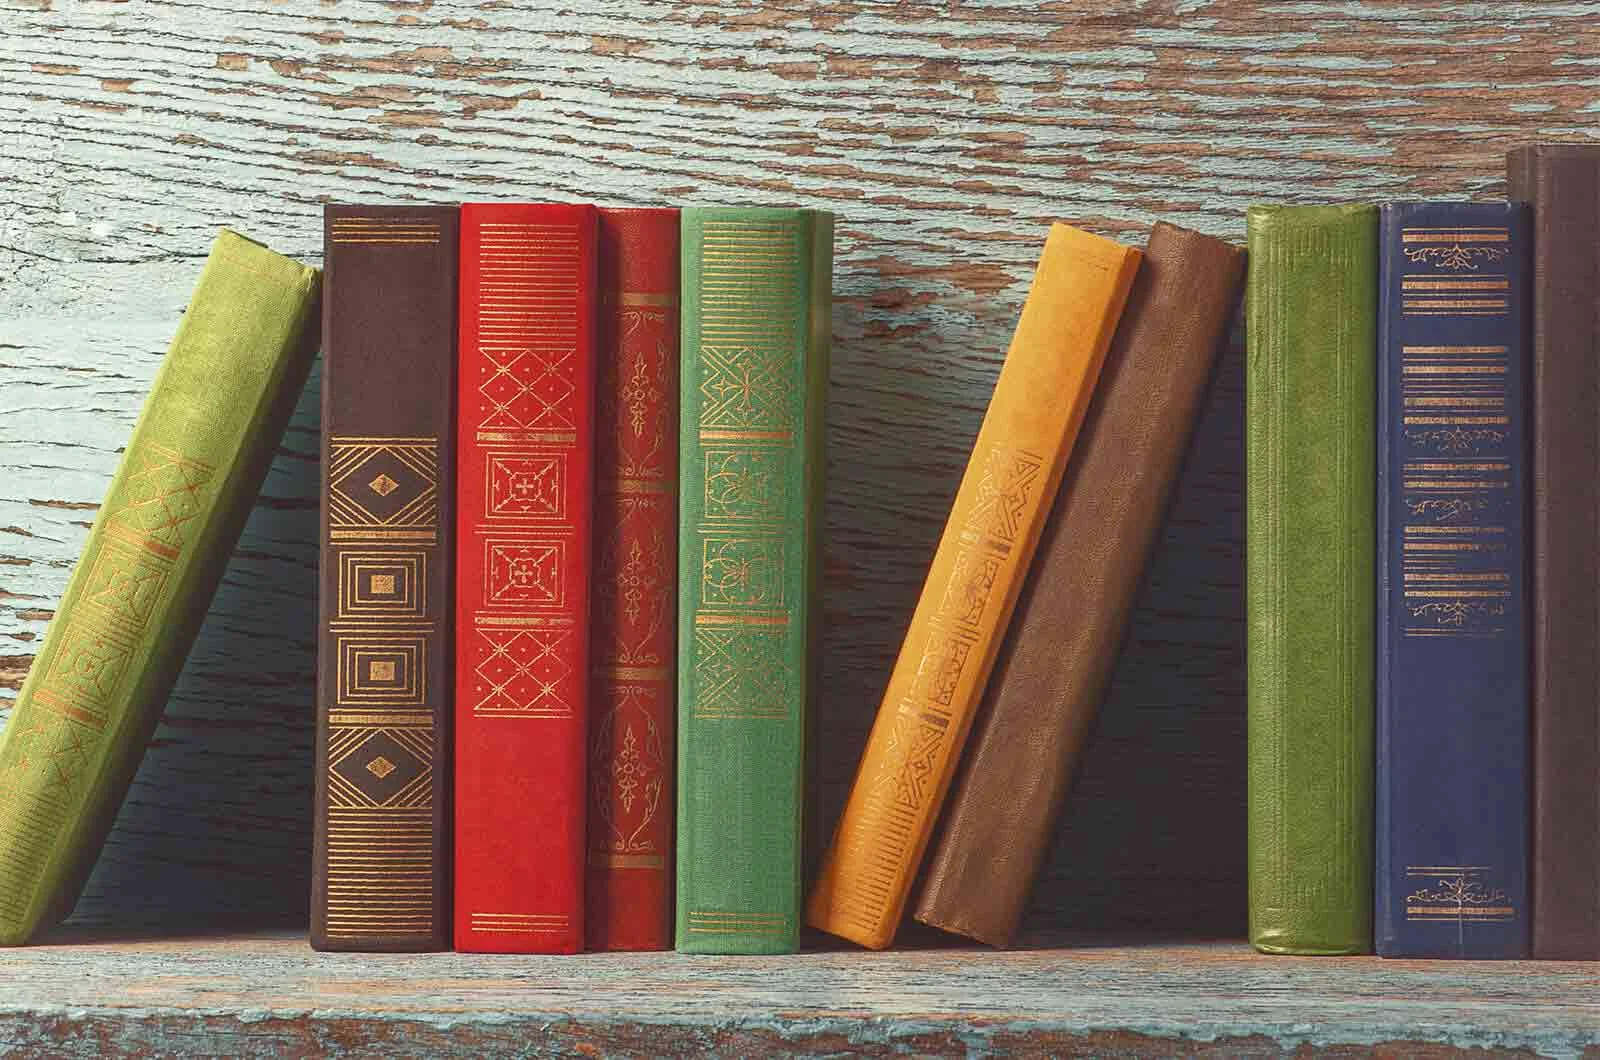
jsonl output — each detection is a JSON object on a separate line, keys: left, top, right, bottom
{"left": 1507, "top": 144, "right": 1600, "bottom": 960}
{"left": 808, "top": 224, "right": 1141, "bottom": 951}
{"left": 913, "top": 222, "right": 1243, "bottom": 948}
{"left": 1375, "top": 201, "right": 1530, "bottom": 959}
{"left": 586, "top": 208, "right": 679, "bottom": 952}
{"left": 0, "top": 231, "right": 319, "bottom": 946}
{"left": 675, "top": 208, "right": 831, "bottom": 955}
{"left": 454, "top": 203, "right": 598, "bottom": 954}
{"left": 314, "top": 205, "right": 458, "bottom": 953}
{"left": 1246, "top": 203, "right": 1377, "bottom": 956}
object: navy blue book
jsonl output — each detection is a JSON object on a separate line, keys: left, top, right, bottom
{"left": 1376, "top": 201, "right": 1530, "bottom": 958}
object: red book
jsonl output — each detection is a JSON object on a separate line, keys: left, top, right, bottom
{"left": 454, "top": 203, "right": 598, "bottom": 953}
{"left": 585, "top": 209, "right": 680, "bottom": 951}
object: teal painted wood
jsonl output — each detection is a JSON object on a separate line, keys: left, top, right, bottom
{"left": 0, "top": 932, "right": 1597, "bottom": 1057}
{"left": 0, "top": 1, "right": 1598, "bottom": 945}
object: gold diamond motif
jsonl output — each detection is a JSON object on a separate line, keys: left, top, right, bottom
{"left": 366, "top": 755, "right": 397, "bottom": 780}
{"left": 369, "top": 473, "right": 400, "bottom": 497}
{"left": 369, "top": 574, "right": 397, "bottom": 595}
{"left": 369, "top": 660, "right": 397, "bottom": 681}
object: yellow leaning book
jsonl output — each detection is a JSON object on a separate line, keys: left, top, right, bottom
{"left": 807, "top": 223, "right": 1141, "bottom": 949}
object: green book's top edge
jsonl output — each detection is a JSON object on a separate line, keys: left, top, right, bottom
{"left": 213, "top": 228, "right": 321, "bottom": 289}
{"left": 1246, "top": 203, "right": 1377, "bottom": 227}
{"left": 682, "top": 206, "right": 835, "bottom": 222}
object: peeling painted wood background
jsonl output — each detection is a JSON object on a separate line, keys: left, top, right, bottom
{"left": 0, "top": 931, "right": 1596, "bottom": 1057}
{"left": 1, "top": 1, "right": 1597, "bottom": 942}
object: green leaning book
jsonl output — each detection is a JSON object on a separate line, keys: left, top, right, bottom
{"left": 1245, "top": 203, "right": 1377, "bottom": 955}
{"left": 676, "top": 207, "right": 831, "bottom": 954}
{"left": 0, "top": 229, "right": 320, "bottom": 944}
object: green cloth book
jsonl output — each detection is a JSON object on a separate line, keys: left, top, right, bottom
{"left": 0, "top": 230, "right": 320, "bottom": 945}
{"left": 675, "top": 207, "right": 832, "bottom": 954}
{"left": 1245, "top": 203, "right": 1377, "bottom": 955}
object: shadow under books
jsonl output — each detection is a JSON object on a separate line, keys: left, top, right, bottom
{"left": 65, "top": 360, "right": 324, "bottom": 933}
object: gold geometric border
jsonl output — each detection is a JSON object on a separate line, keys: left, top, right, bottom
{"left": 486, "top": 452, "right": 567, "bottom": 522}
{"left": 483, "top": 537, "right": 566, "bottom": 611}
{"left": 338, "top": 550, "right": 427, "bottom": 618}
{"left": 337, "top": 635, "right": 426, "bottom": 705}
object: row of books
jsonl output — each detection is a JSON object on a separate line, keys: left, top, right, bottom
{"left": 313, "top": 204, "right": 830, "bottom": 954}
{"left": 810, "top": 144, "right": 1600, "bottom": 962}
{"left": 0, "top": 146, "right": 1594, "bottom": 961}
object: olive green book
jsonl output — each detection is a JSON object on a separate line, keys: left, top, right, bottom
{"left": 675, "top": 207, "right": 832, "bottom": 955}
{"left": 1245, "top": 203, "right": 1377, "bottom": 955}
{"left": 0, "top": 230, "right": 320, "bottom": 945}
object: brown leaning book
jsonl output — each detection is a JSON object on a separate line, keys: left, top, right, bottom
{"left": 312, "top": 205, "right": 458, "bottom": 952}
{"left": 913, "top": 222, "right": 1245, "bottom": 947}
{"left": 1507, "top": 143, "right": 1600, "bottom": 960}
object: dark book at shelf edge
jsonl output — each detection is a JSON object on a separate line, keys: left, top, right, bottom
{"left": 1507, "top": 144, "right": 1600, "bottom": 960}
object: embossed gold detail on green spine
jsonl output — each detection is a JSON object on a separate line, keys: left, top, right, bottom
{"left": 675, "top": 208, "right": 830, "bottom": 955}
{"left": 0, "top": 230, "right": 320, "bottom": 945}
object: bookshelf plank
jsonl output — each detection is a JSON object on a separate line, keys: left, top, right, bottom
{"left": 0, "top": 932, "right": 1595, "bottom": 1057}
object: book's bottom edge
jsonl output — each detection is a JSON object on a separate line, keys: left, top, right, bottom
{"left": 309, "top": 936, "right": 450, "bottom": 954}
{"left": 455, "top": 937, "right": 583, "bottom": 955}
{"left": 1251, "top": 938, "right": 1371, "bottom": 957}
{"left": 1378, "top": 945, "right": 1530, "bottom": 960}
{"left": 585, "top": 939, "right": 673, "bottom": 953}
{"left": 675, "top": 936, "right": 800, "bottom": 956}
{"left": 911, "top": 909, "right": 1010, "bottom": 949}
{"left": 803, "top": 912, "right": 893, "bottom": 951}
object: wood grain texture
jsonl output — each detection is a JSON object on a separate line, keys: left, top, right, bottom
{"left": 0, "top": 930, "right": 1596, "bottom": 1057}
{"left": 1, "top": 0, "right": 1598, "bottom": 936}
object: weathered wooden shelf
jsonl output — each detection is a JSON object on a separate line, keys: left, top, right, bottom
{"left": 0, "top": 929, "right": 1595, "bottom": 1057}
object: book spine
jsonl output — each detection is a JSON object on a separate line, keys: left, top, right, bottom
{"left": 1508, "top": 144, "right": 1600, "bottom": 960}
{"left": 454, "top": 203, "right": 598, "bottom": 954}
{"left": 1375, "top": 201, "right": 1530, "bottom": 959}
{"left": 913, "top": 222, "right": 1243, "bottom": 948}
{"left": 675, "top": 208, "right": 831, "bottom": 955}
{"left": 1246, "top": 203, "right": 1377, "bottom": 956}
{"left": 808, "top": 224, "right": 1141, "bottom": 950}
{"left": 314, "top": 206, "right": 458, "bottom": 953}
{"left": 0, "top": 231, "right": 319, "bottom": 946}
{"left": 586, "top": 207, "right": 679, "bottom": 953}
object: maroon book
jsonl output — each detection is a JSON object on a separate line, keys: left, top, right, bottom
{"left": 586, "top": 208, "right": 680, "bottom": 951}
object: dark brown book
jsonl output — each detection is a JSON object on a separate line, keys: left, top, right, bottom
{"left": 1507, "top": 144, "right": 1600, "bottom": 960}
{"left": 312, "top": 205, "right": 458, "bottom": 952}
{"left": 912, "top": 222, "right": 1245, "bottom": 947}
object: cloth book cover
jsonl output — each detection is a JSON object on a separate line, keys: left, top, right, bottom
{"left": 455, "top": 203, "right": 598, "bottom": 954}
{"left": 313, "top": 206, "right": 458, "bottom": 953}
{"left": 586, "top": 207, "right": 679, "bottom": 952}
{"left": 675, "top": 207, "right": 832, "bottom": 955}
{"left": 808, "top": 223, "right": 1141, "bottom": 951}
{"left": 0, "top": 230, "right": 319, "bottom": 946}
{"left": 1375, "top": 201, "right": 1530, "bottom": 959}
{"left": 913, "top": 222, "right": 1244, "bottom": 948}
{"left": 1245, "top": 203, "right": 1377, "bottom": 956}
{"left": 1507, "top": 143, "right": 1600, "bottom": 960}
